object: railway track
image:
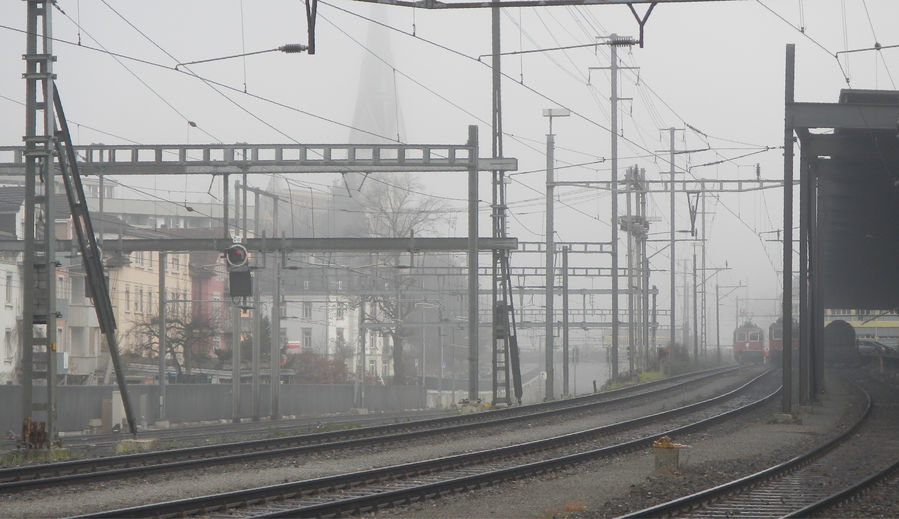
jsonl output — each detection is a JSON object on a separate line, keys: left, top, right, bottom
{"left": 72, "top": 368, "right": 777, "bottom": 518}
{"left": 620, "top": 373, "right": 899, "bottom": 518}
{"left": 0, "top": 366, "right": 743, "bottom": 493}
{"left": 0, "top": 407, "right": 456, "bottom": 455}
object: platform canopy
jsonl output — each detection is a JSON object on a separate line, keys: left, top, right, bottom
{"left": 795, "top": 90, "right": 899, "bottom": 309}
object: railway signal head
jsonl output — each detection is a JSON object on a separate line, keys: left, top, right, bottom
{"left": 225, "top": 244, "right": 249, "bottom": 268}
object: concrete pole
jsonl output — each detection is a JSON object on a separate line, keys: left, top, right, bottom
{"left": 626, "top": 168, "right": 634, "bottom": 375}
{"left": 700, "top": 189, "right": 707, "bottom": 355}
{"left": 716, "top": 283, "right": 721, "bottom": 365}
{"left": 651, "top": 285, "right": 658, "bottom": 355}
{"left": 437, "top": 306, "right": 444, "bottom": 403}
{"left": 545, "top": 131, "right": 555, "bottom": 400}
{"left": 669, "top": 129, "right": 677, "bottom": 350}
{"left": 357, "top": 297, "right": 366, "bottom": 408}
{"left": 270, "top": 203, "right": 281, "bottom": 420}
{"left": 467, "top": 125, "right": 479, "bottom": 401}
{"left": 421, "top": 307, "right": 427, "bottom": 388}
{"left": 252, "top": 193, "right": 261, "bottom": 422}
{"left": 231, "top": 302, "right": 241, "bottom": 423}
{"left": 158, "top": 252, "right": 167, "bottom": 421}
{"left": 562, "top": 246, "right": 569, "bottom": 397}
{"left": 683, "top": 260, "right": 689, "bottom": 350}
{"left": 223, "top": 174, "right": 230, "bottom": 239}
{"left": 610, "top": 37, "right": 620, "bottom": 381}
{"left": 693, "top": 252, "right": 699, "bottom": 361}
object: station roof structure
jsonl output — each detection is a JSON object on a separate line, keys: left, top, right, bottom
{"left": 799, "top": 89, "right": 899, "bottom": 309}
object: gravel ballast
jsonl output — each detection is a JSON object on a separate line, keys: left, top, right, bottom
{"left": 1, "top": 367, "right": 797, "bottom": 518}
{"left": 377, "top": 370, "right": 866, "bottom": 519}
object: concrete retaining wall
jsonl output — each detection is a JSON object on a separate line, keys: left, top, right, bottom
{"left": 0, "top": 383, "right": 424, "bottom": 434}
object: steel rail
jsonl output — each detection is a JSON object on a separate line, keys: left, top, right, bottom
{"left": 0, "top": 408, "right": 453, "bottom": 453}
{"left": 0, "top": 366, "right": 738, "bottom": 492}
{"left": 73, "top": 369, "right": 774, "bottom": 519}
{"left": 784, "top": 457, "right": 899, "bottom": 518}
{"left": 618, "top": 385, "right": 873, "bottom": 518}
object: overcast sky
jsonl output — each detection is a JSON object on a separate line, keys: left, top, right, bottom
{"left": 1, "top": 0, "right": 897, "bottom": 343}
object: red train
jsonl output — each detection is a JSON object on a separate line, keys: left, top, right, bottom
{"left": 733, "top": 322, "right": 765, "bottom": 364}
{"left": 767, "top": 318, "right": 799, "bottom": 365}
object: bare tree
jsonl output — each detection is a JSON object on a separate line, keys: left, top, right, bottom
{"left": 129, "top": 311, "right": 219, "bottom": 379}
{"left": 357, "top": 173, "right": 451, "bottom": 384}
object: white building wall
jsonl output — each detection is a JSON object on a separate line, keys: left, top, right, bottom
{"left": 0, "top": 257, "right": 21, "bottom": 385}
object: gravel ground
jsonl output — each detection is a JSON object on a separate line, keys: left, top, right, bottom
{"left": 376, "top": 369, "right": 866, "bottom": 519}
{"left": 3, "top": 368, "right": 762, "bottom": 518}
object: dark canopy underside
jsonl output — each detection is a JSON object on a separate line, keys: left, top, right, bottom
{"left": 818, "top": 90, "right": 899, "bottom": 309}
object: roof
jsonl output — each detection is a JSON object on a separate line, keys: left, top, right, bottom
{"left": 814, "top": 89, "right": 899, "bottom": 309}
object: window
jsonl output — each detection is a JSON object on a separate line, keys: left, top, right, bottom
{"left": 303, "top": 301, "right": 312, "bottom": 319}
{"left": 336, "top": 279, "right": 343, "bottom": 290}
{"left": 336, "top": 303, "right": 345, "bottom": 321}
{"left": 137, "top": 288, "right": 144, "bottom": 313}
{"left": 125, "top": 286, "right": 131, "bottom": 312}
{"left": 4, "top": 329, "right": 12, "bottom": 361}
{"left": 336, "top": 328, "right": 345, "bottom": 347}
{"left": 171, "top": 255, "right": 180, "bottom": 271}
{"left": 134, "top": 251, "right": 143, "bottom": 266}
{"left": 71, "top": 276, "right": 85, "bottom": 303}
{"left": 5, "top": 273, "right": 13, "bottom": 304}
{"left": 368, "top": 359, "right": 376, "bottom": 375}
{"left": 89, "top": 328, "right": 99, "bottom": 356}
{"left": 302, "top": 328, "right": 313, "bottom": 350}
{"left": 303, "top": 280, "right": 310, "bottom": 290}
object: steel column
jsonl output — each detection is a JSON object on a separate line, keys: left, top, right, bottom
{"left": 782, "top": 44, "right": 795, "bottom": 415}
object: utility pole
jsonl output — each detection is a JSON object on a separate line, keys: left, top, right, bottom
{"left": 700, "top": 190, "right": 707, "bottom": 356}
{"left": 590, "top": 34, "right": 636, "bottom": 381}
{"left": 356, "top": 297, "right": 366, "bottom": 408}
{"left": 626, "top": 167, "right": 635, "bottom": 375}
{"left": 271, "top": 234, "right": 281, "bottom": 419}
{"left": 651, "top": 285, "right": 658, "bottom": 355}
{"left": 252, "top": 192, "right": 261, "bottom": 422}
{"left": 545, "top": 129, "right": 555, "bottom": 400}
{"left": 682, "top": 259, "right": 690, "bottom": 350}
{"left": 543, "top": 108, "right": 569, "bottom": 400}
{"left": 231, "top": 182, "right": 242, "bottom": 424}
{"left": 467, "top": 125, "right": 479, "bottom": 401}
{"left": 158, "top": 252, "right": 167, "bottom": 421}
{"left": 562, "top": 246, "right": 570, "bottom": 397}
{"left": 692, "top": 251, "right": 699, "bottom": 361}
{"left": 668, "top": 128, "right": 678, "bottom": 351}
{"left": 716, "top": 283, "right": 721, "bottom": 365}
